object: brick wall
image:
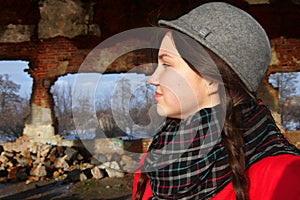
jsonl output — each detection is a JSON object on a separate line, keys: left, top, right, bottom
{"left": 270, "top": 37, "right": 300, "bottom": 70}
{"left": 0, "top": 1, "right": 299, "bottom": 145}
{"left": 0, "top": 35, "right": 299, "bottom": 144}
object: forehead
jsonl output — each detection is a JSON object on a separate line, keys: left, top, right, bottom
{"left": 159, "top": 32, "right": 180, "bottom": 57}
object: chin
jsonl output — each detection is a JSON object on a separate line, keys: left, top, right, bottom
{"left": 156, "top": 105, "right": 167, "bottom": 117}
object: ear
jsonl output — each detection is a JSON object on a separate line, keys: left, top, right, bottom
{"left": 205, "top": 78, "right": 219, "bottom": 95}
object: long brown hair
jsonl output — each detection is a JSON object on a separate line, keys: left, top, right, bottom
{"left": 136, "top": 30, "right": 253, "bottom": 200}
{"left": 211, "top": 52, "right": 252, "bottom": 200}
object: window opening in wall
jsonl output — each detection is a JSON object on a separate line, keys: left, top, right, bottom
{"left": 51, "top": 73, "right": 155, "bottom": 141}
{"left": 269, "top": 72, "right": 300, "bottom": 130}
{"left": 0, "top": 60, "right": 32, "bottom": 142}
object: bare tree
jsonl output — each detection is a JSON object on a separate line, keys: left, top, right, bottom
{"left": 110, "top": 75, "right": 156, "bottom": 138}
{"left": 72, "top": 90, "right": 100, "bottom": 139}
{"left": 110, "top": 77, "right": 133, "bottom": 136}
{"left": 51, "top": 82, "right": 74, "bottom": 134}
{"left": 282, "top": 96, "right": 300, "bottom": 130}
{"left": 52, "top": 73, "right": 157, "bottom": 139}
{"left": 129, "top": 83, "right": 155, "bottom": 126}
{"left": 270, "top": 72, "right": 298, "bottom": 105}
{"left": 269, "top": 72, "right": 299, "bottom": 129}
{"left": 95, "top": 89, "right": 118, "bottom": 138}
{"left": 0, "top": 74, "right": 29, "bottom": 137}
{"left": 0, "top": 74, "right": 20, "bottom": 111}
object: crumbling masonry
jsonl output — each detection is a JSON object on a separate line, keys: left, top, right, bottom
{"left": 0, "top": 0, "right": 299, "bottom": 147}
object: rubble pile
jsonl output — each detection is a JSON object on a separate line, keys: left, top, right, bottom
{"left": 0, "top": 142, "right": 140, "bottom": 184}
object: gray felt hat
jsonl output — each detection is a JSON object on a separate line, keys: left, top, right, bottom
{"left": 159, "top": 2, "right": 271, "bottom": 92}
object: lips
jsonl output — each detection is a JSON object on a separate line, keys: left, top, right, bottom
{"left": 154, "top": 91, "right": 163, "bottom": 99}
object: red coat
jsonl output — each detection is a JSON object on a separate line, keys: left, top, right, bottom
{"left": 132, "top": 154, "right": 300, "bottom": 200}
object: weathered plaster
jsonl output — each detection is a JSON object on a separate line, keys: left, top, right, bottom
{"left": 270, "top": 46, "right": 280, "bottom": 66}
{"left": 0, "top": 24, "right": 34, "bottom": 43}
{"left": 22, "top": 103, "right": 57, "bottom": 142}
{"left": 0, "top": 0, "right": 299, "bottom": 146}
{"left": 47, "top": 61, "right": 69, "bottom": 76}
{"left": 38, "top": 0, "right": 100, "bottom": 39}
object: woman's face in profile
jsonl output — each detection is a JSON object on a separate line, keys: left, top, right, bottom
{"left": 148, "top": 32, "right": 219, "bottom": 119}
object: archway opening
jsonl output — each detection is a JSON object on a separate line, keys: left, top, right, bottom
{"left": 269, "top": 72, "right": 300, "bottom": 130}
{"left": 51, "top": 73, "right": 156, "bottom": 140}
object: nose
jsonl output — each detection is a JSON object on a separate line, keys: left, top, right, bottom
{"left": 147, "top": 66, "right": 161, "bottom": 86}
{"left": 147, "top": 75, "right": 158, "bottom": 86}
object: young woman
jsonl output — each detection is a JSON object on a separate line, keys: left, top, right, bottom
{"left": 132, "top": 2, "right": 300, "bottom": 200}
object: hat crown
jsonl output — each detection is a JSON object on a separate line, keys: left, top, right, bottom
{"left": 159, "top": 2, "right": 271, "bottom": 92}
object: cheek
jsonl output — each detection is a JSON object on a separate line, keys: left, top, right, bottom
{"left": 160, "top": 75, "right": 183, "bottom": 103}
{"left": 156, "top": 88, "right": 179, "bottom": 117}
{"left": 162, "top": 87, "right": 181, "bottom": 106}
{"left": 161, "top": 72, "right": 198, "bottom": 98}
{"left": 160, "top": 78, "right": 198, "bottom": 110}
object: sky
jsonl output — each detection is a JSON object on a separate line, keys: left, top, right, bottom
{"left": 0, "top": 60, "right": 32, "bottom": 98}
{"left": 0, "top": 60, "right": 150, "bottom": 99}
{"left": 53, "top": 72, "right": 150, "bottom": 100}
{"left": 0, "top": 60, "right": 300, "bottom": 99}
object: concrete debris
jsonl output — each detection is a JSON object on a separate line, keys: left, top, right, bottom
{"left": 0, "top": 143, "right": 141, "bottom": 184}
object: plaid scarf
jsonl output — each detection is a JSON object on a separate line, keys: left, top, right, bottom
{"left": 143, "top": 100, "right": 300, "bottom": 199}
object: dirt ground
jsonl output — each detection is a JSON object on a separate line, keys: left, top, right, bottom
{"left": 0, "top": 174, "right": 134, "bottom": 200}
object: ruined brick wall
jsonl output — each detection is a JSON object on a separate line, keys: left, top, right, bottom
{"left": 0, "top": 0, "right": 299, "bottom": 145}
{"left": 270, "top": 38, "right": 300, "bottom": 70}
{"left": 259, "top": 37, "right": 300, "bottom": 109}
{"left": 268, "top": 37, "right": 300, "bottom": 147}
{"left": 30, "top": 37, "right": 79, "bottom": 107}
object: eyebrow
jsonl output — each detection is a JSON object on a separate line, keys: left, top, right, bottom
{"left": 158, "top": 53, "right": 173, "bottom": 60}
